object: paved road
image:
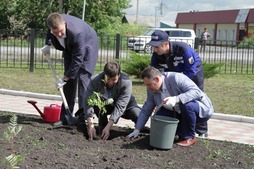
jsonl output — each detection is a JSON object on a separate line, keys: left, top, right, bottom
{"left": 0, "top": 89, "right": 253, "bottom": 146}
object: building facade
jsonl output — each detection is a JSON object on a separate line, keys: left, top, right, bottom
{"left": 175, "top": 8, "right": 254, "bottom": 45}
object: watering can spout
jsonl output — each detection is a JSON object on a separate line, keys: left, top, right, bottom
{"left": 27, "top": 100, "right": 44, "bottom": 118}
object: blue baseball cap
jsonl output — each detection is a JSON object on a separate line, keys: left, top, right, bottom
{"left": 148, "top": 30, "right": 169, "bottom": 46}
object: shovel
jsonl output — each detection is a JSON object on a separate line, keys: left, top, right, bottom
{"left": 41, "top": 46, "right": 78, "bottom": 126}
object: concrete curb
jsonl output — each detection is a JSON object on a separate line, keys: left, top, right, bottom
{"left": 0, "top": 88, "right": 62, "bottom": 101}
{"left": 1, "top": 88, "right": 254, "bottom": 124}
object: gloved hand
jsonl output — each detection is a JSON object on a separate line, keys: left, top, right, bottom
{"left": 55, "top": 78, "right": 66, "bottom": 89}
{"left": 41, "top": 45, "right": 51, "bottom": 55}
{"left": 127, "top": 129, "right": 140, "bottom": 139}
{"left": 163, "top": 96, "right": 180, "bottom": 110}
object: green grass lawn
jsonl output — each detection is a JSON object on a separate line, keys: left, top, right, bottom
{"left": 0, "top": 68, "right": 254, "bottom": 117}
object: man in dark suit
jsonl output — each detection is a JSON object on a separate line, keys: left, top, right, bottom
{"left": 85, "top": 62, "right": 141, "bottom": 140}
{"left": 44, "top": 13, "right": 99, "bottom": 125}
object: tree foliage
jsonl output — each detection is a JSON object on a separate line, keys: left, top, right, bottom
{"left": 0, "top": 0, "right": 16, "bottom": 29}
{"left": 0, "top": 0, "right": 132, "bottom": 34}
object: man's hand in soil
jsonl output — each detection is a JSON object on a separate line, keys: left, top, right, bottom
{"left": 127, "top": 129, "right": 140, "bottom": 139}
{"left": 87, "top": 117, "right": 96, "bottom": 140}
{"left": 101, "top": 120, "right": 114, "bottom": 140}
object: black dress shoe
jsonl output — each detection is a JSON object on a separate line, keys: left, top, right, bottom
{"left": 71, "top": 116, "right": 83, "bottom": 126}
{"left": 198, "top": 133, "right": 208, "bottom": 138}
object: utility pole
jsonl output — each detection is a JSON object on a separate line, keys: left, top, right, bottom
{"left": 154, "top": 0, "right": 168, "bottom": 27}
{"left": 82, "top": 0, "right": 87, "bottom": 20}
{"left": 135, "top": 0, "right": 139, "bottom": 24}
{"left": 154, "top": 4, "right": 162, "bottom": 27}
{"left": 58, "top": 0, "right": 63, "bottom": 13}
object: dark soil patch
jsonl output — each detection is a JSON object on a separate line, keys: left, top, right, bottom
{"left": 0, "top": 111, "right": 253, "bottom": 169}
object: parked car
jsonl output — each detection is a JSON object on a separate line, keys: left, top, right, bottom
{"left": 127, "top": 28, "right": 196, "bottom": 53}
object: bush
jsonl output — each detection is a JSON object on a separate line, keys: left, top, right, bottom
{"left": 203, "top": 62, "right": 224, "bottom": 79}
{"left": 120, "top": 52, "right": 223, "bottom": 79}
{"left": 237, "top": 34, "right": 254, "bottom": 48}
{"left": 119, "top": 52, "right": 150, "bottom": 78}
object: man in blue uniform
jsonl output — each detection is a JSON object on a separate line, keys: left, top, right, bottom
{"left": 149, "top": 30, "right": 207, "bottom": 137}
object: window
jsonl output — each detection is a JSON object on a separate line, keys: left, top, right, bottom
{"left": 231, "top": 30, "right": 236, "bottom": 41}
{"left": 166, "top": 31, "right": 191, "bottom": 37}
{"left": 217, "top": 30, "right": 221, "bottom": 40}
{"left": 223, "top": 30, "right": 227, "bottom": 40}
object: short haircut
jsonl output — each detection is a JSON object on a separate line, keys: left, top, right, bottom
{"left": 104, "top": 62, "right": 121, "bottom": 78}
{"left": 141, "top": 66, "right": 161, "bottom": 80}
{"left": 47, "top": 13, "right": 64, "bottom": 29}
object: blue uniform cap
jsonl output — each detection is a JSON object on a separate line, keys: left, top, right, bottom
{"left": 148, "top": 30, "right": 169, "bottom": 47}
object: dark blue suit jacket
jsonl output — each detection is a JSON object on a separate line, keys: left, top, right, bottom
{"left": 46, "top": 14, "right": 99, "bottom": 79}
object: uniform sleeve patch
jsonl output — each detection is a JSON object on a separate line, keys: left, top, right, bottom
{"left": 188, "top": 56, "right": 194, "bottom": 64}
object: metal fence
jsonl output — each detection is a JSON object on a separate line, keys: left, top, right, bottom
{"left": 1, "top": 29, "right": 254, "bottom": 74}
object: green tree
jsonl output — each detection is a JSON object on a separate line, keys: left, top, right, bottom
{"left": 82, "top": 0, "right": 131, "bottom": 34}
{"left": 14, "top": 0, "right": 58, "bottom": 30}
{"left": 0, "top": 0, "right": 16, "bottom": 29}
{"left": 1, "top": 0, "right": 132, "bottom": 34}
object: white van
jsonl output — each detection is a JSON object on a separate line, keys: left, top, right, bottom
{"left": 127, "top": 28, "right": 196, "bottom": 53}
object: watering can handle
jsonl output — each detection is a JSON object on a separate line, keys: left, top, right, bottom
{"left": 50, "top": 104, "right": 59, "bottom": 107}
{"left": 50, "top": 104, "right": 61, "bottom": 109}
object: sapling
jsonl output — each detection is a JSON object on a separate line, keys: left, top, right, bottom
{"left": 87, "top": 91, "right": 114, "bottom": 115}
{"left": 3, "top": 114, "right": 23, "bottom": 169}
{"left": 87, "top": 91, "right": 114, "bottom": 134}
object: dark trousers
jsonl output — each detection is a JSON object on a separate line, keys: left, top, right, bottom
{"left": 200, "top": 40, "right": 207, "bottom": 52}
{"left": 191, "top": 64, "right": 208, "bottom": 135}
{"left": 60, "top": 69, "right": 91, "bottom": 123}
{"left": 94, "top": 105, "right": 141, "bottom": 127}
{"left": 156, "top": 101, "right": 210, "bottom": 139}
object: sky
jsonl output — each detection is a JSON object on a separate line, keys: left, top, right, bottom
{"left": 123, "top": 0, "right": 254, "bottom": 16}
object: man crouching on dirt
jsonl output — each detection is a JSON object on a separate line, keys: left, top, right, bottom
{"left": 84, "top": 62, "right": 141, "bottom": 140}
{"left": 127, "top": 66, "right": 214, "bottom": 147}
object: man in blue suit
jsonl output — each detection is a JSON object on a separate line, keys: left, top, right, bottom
{"left": 127, "top": 66, "right": 214, "bottom": 147}
{"left": 149, "top": 30, "right": 208, "bottom": 137}
{"left": 44, "top": 13, "right": 99, "bottom": 125}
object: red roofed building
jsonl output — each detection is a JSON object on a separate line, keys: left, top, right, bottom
{"left": 175, "top": 9, "right": 254, "bottom": 44}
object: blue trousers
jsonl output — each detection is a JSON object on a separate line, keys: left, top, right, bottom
{"left": 191, "top": 64, "right": 208, "bottom": 135}
{"left": 156, "top": 101, "right": 209, "bottom": 139}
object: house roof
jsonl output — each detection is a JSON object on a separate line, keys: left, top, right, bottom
{"left": 247, "top": 9, "right": 254, "bottom": 22}
{"left": 122, "top": 15, "right": 163, "bottom": 27}
{"left": 176, "top": 9, "right": 254, "bottom": 24}
{"left": 159, "top": 12, "right": 179, "bottom": 27}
